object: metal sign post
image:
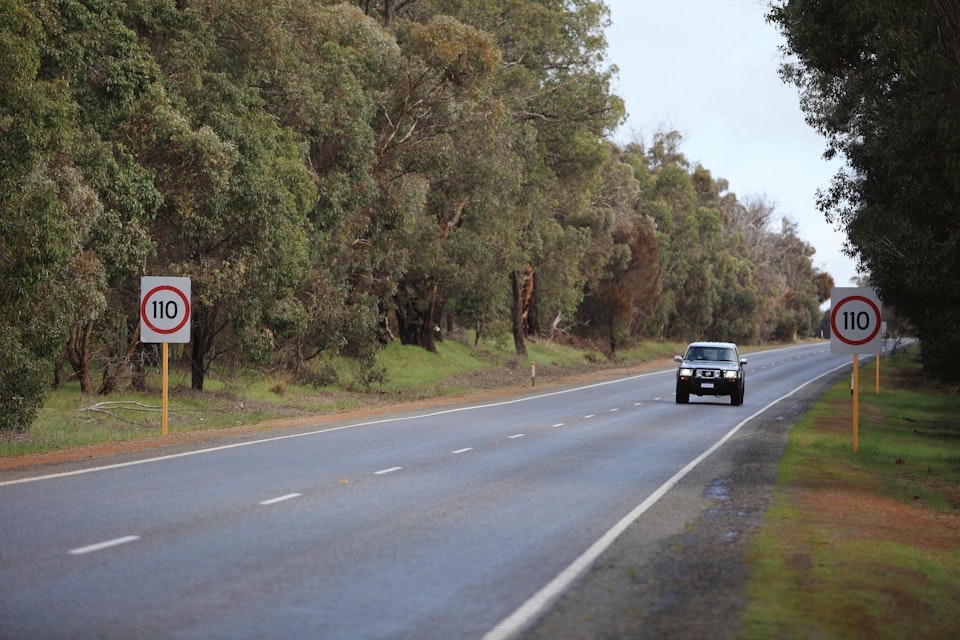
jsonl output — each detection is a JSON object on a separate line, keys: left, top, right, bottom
{"left": 830, "top": 287, "right": 882, "bottom": 452}
{"left": 140, "top": 277, "right": 191, "bottom": 435}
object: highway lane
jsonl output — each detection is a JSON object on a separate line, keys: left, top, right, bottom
{"left": 0, "top": 343, "right": 858, "bottom": 639}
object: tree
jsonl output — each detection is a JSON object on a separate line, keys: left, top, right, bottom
{"left": 138, "top": 0, "right": 318, "bottom": 389}
{"left": 1, "top": 1, "right": 107, "bottom": 428}
{"left": 491, "top": 0, "right": 624, "bottom": 354}
{"left": 769, "top": 0, "right": 960, "bottom": 380}
{"left": 575, "top": 144, "right": 660, "bottom": 353}
{"left": 379, "top": 15, "right": 505, "bottom": 352}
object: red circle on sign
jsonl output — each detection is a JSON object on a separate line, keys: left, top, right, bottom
{"left": 830, "top": 295, "right": 881, "bottom": 345}
{"left": 141, "top": 285, "right": 190, "bottom": 335}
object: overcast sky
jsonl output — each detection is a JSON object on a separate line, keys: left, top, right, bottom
{"left": 603, "top": 0, "right": 861, "bottom": 287}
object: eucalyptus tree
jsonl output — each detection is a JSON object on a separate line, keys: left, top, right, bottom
{"left": 134, "top": 0, "right": 320, "bottom": 390}
{"left": 692, "top": 167, "right": 759, "bottom": 344}
{"left": 200, "top": 1, "right": 402, "bottom": 377}
{"left": 377, "top": 15, "right": 506, "bottom": 352}
{"left": 639, "top": 147, "right": 704, "bottom": 339}
{"left": 460, "top": 0, "right": 626, "bottom": 354}
{"left": 353, "top": 1, "right": 624, "bottom": 355}
{"left": 1, "top": 0, "right": 160, "bottom": 411}
{"left": 769, "top": 0, "right": 960, "bottom": 379}
{"left": 730, "top": 194, "right": 784, "bottom": 341}
{"left": 574, "top": 144, "right": 660, "bottom": 353}
{"left": 772, "top": 217, "right": 821, "bottom": 339}
{"left": 0, "top": 2, "right": 87, "bottom": 428}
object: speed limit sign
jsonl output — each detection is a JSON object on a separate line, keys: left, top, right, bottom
{"left": 830, "top": 287, "right": 882, "bottom": 354}
{"left": 140, "top": 276, "right": 191, "bottom": 343}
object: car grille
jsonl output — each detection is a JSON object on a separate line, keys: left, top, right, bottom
{"left": 695, "top": 369, "right": 721, "bottom": 379}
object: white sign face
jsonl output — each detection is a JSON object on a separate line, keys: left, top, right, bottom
{"left": 140, "top": 276, "right": 191, "bottom": 343}
{"left": 830, "top": 287, "right": 882, "bottom": 354}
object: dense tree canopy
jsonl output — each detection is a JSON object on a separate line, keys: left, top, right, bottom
{"left": 1, "top": 0, "right": 831, "bottom": 431}
{"left": 769, "top": 0, "right": 960, "bottom": 381}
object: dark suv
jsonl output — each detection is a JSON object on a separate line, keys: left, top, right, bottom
{"left": 674, "top": 341, "right": 746, "bottom": 405}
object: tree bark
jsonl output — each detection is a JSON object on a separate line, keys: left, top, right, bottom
{"left": 190, "top": 306, "right": 227, "bottom": 391}
{"left": 510, "top": 269, "right": 528, "bottom": 356}
{"left": 65, "top": 321, "right": 94, "bottom": 394}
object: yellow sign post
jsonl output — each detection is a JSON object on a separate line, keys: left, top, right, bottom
{"left": 162, "top": 343, "right": 169, "bottom": 436}
{"left": 852, "top": 354, "right": 859, "bottom": 452}
{"left": 876, "top": 349, "right": 880, "bottom": 394}
{"left": 141, "top": 277, "right": 191, "bottom": 436}
{"left": 830, "top": 287, "right": 882, "bottom": 452}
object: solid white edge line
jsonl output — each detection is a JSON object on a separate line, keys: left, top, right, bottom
{"left": 260, "top": 493, "right": 301, "bottom": 505}
{"left": 452, "top": 448, "right": 473, "bottom": 454}
{"left": 481, "top": 360, "right": 851, "bottom": 640}
{"left": 70, "top": 535, "right": 140, "bottom": 555}
{"left": 1, "top": 344, "right": 858, "bottom": 488}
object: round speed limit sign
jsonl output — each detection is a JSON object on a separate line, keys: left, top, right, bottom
{"left": 830, "top": 287, "right": 881, "bottom": 354}
{"left": 140, "top": 276, "right": 191, "bottom": 343}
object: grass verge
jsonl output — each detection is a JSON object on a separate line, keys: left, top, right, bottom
{"left": 1, "top": 336, "right": 685, "bottom": 458}
{"left": 739, "top": 349, "right": 960, "bottom": 639}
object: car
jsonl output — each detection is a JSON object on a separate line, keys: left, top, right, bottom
{"left": 674, "top": 341, "right": 747, "bottom": 405}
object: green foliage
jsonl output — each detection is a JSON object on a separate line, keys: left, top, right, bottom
{"left": 769, "top": 0, "right": 960, "bottom": 381}
{"left": 1, "top": 0, "right": 833, "bottom": 431}
{"left": 0, "top": 0, "right": 89, "bottom": 428}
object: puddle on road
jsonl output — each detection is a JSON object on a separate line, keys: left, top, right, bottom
{"left": 704, "top": 477, "right": 732, "bottom": 501}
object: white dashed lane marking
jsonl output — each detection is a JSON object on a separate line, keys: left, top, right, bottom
{"left": 375, "top": 467, "right": 403, "bottom": 475}
{"left": 70, "top": 536, "right": 140, "bottom": 556}
{"left": 260, "top": 493, "right": 301, "bottom": 506}
{"left": 72, "top": 393, "right": 667, "bottom": 562}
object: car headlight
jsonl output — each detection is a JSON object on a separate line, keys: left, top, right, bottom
{"left": 724, "top": 370, "right": 738, "bottom": 380}
{"left": 679, "top": 368, "right": 693, "bottom": 377}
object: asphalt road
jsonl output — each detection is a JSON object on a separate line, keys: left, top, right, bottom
{"left": 0, "top": 343, "right": 856, "bottom": 639}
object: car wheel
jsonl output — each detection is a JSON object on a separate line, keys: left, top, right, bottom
{"left": 676, "top": 385, "right": 689, "bottom": 404}
{"left": 731, "top": 383, "right": 744, "bottom": 406}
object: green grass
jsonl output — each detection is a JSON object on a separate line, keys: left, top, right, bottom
{"left": 738, "top": 349, "right": 960, "bottom": 640}
{"left": 1, "top": 334, "right": 685, "bottom": 458}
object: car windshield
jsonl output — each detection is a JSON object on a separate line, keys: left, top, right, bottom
{"left": 687, "top": 346, "right": 737, "bottom": 362}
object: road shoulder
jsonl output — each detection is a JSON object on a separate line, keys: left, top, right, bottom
{"left": 518, "top": 375, "right": 839, "bottom": 640}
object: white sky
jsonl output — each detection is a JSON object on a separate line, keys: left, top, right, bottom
{"left": 604, "top": 0, "right": 862, "bottom": 287}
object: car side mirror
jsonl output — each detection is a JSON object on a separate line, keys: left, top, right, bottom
{"left": 674, "top": 355, "right": 683, "bottom": 363}
{"left": 740, "top": 358, "right": 748, "bottom": 365}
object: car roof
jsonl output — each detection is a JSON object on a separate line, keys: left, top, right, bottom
{"left": 686, "top": 341, "right": 738, "bottom": 349}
